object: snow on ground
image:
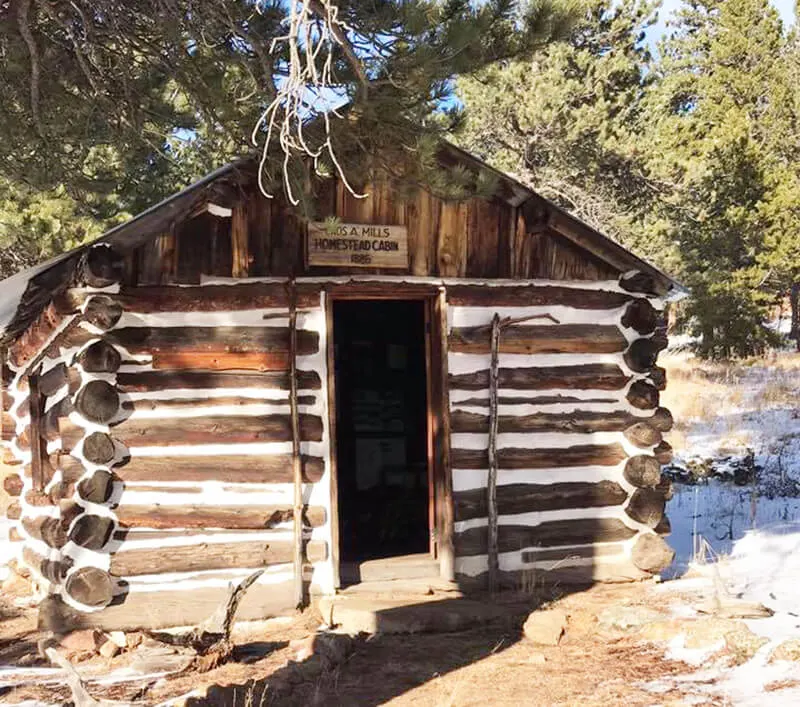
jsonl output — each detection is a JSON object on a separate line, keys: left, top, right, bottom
{"left": 662, "top": 352, "right": 800, "bottom": 573}
{"left": 645, "top": 353, "right": 800, "bottom": 703}
{"left": 650, "top": 525, "right": 800, "bottom": 705}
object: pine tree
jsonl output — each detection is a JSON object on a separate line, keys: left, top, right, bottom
{"left": 644, "top": 0, "right": 793, "bottom": 357}
{"left": 456, "top": 0, "right": 673, "bottom": 266}
{"left": 0, "top": 0, "right": 575, "bottom": 213}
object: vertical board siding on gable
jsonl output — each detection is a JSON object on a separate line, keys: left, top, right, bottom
{"left": 122, "top": 176, "right": 623, "bottom": 284}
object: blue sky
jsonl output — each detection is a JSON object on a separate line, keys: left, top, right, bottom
{"left": 650, "top": 0, "right": 796, "bottom": 43}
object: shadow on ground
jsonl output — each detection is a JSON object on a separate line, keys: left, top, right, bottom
{"left": 182, "top": 594, "right": 548, "bottom": 706}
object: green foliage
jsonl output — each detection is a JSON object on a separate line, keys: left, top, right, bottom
{"left": 456, "top": 0, "right": 677, "bottom": 266}
{"left": 0, "top": 178, "right": 127, "bottom": 279}
{"left": 0, "top": 0, "right": 577, "bottom": 273}
{"left": 458, "top": 0, "right": 800, "bottom": 359}
{"left": 646, "top": 0, "right": 794, "bottom": 358}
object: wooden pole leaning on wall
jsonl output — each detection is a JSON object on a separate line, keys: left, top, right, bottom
{"left": 484, "top": 311, "right": 561, "bottom": 597}
{"left": 288, "top": 278, "right": 304, "bottom": 609}
{"left": 28, "top": 365, "right": 46, "bottom": 491}
{"left": 487, "top": 314, "right": 501, "bottom": 596}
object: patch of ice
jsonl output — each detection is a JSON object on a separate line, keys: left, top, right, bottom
{"left": 664, "top": 483, "right": 800, "bottom": 577}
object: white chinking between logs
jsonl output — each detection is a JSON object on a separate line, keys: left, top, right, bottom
{"left": 448, "top": 271, "right": 674, "bottom": 586}
{"left": 6, "top": 264, "right": 674, "bottom": 623}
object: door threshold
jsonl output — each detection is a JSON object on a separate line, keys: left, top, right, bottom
{"left": 340, "top": 553, "right": 439, "bottom": 585}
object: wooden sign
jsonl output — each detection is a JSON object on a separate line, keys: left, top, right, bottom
{"left": 307, "top": 222, "right": 408, "bottom": 269}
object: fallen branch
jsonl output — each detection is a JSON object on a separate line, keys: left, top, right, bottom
{"left": 146, "top": 569, "right": 265, "bottom": 672}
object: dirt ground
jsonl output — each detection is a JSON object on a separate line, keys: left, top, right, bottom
{"left": 0, "top": 581, "right": 729, "bottom": 707}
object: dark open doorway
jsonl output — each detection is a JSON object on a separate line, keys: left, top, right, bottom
{"left": 333, "top": 300, "right": 431, "bottom": 573}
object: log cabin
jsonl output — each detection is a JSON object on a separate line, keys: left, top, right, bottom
{"left": 0, "top": 143, "right": 684, "bottom": 631}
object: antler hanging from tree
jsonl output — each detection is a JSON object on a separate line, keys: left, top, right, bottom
{"left": 253, "top": 0, "right": 369, "bottom": 205}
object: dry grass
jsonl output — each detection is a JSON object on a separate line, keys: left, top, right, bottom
{"left": 661, "top": 352, "right": 800, "bottom": 459}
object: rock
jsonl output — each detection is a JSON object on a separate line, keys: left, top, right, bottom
{"left": 107, "top": 631, "right": 127, "bottom": 648}
{"left": 770, "top": 639, "right": 800, "bottom": 662}
{"left": 523, "top": 609, "right": 567, "bottom": 646}
{"left": 637, "top": 619, "right": 685, "bottom": 643}
{"left": 289, "top": 633, "right": 355, "bottom": 670}
{"left": 631, "top": 533, "right": 675, "bottom": 574}
{"left": 724, "top": 625, "right": 768, "bottom": 664}
{"left": 683, "top": 618, "right": 745, "bottom": 650}
{"left": 2, "top": 568, "right": 32, "bottom": 596}
{"left": 98, "top": 638, "right": 120, "bottom": 659}
{"left": 59, "top": 629, "right": 99, "bottom": 655}
{"left": 528, "top": 652, "right": 547, "bottom": 665}
{"left": 598, "top": 605, "right": 666, "bottom": 632}
{"left": 637, "top": 617, "right": 748, "bottom": 650}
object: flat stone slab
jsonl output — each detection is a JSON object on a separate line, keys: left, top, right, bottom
{"left": 317, "top": 596, "right": 508, "bottom": 635}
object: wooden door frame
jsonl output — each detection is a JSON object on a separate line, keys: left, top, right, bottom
{"left": 324, "top": 284, "right": 453, "bottom": 588}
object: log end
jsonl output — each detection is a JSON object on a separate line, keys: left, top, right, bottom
{"left": 619, "top": 271, "right": 658, "bottom": 295}
{"left": 623, "top": 455, "right": 661, "bottom": 488}
{"left": 82, "top": 432, "right": 118, "bottom": 465}
{"left": 625, "top": 488, "right": 667, "bottom": 529}
{"left": 64, "top": 567, "right": 115, "bottom": 608}
{"left": 68, "top": 514, "right": 115, "bottom": 551}
{"left": 74, "top": 380, "right": 120, "bottom": 425}
{"left": 631, "top": 532, "right": 674, "bottom": 574}
{"left": 623, "top": 422, "right": 662, "bottom": 449}
{"left": 83, "top": 296, "right": 123, "bottom": 331}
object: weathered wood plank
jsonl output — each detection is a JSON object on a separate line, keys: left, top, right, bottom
{"left": 437, "top": 201, "right": 468, "bottom": 277}
{"left": 39, "top": 579, "right": 301, "bottom": 631}
{"left": 117, "top": 369, "right": 322, "bottom": 392}
{"left": 152, "top": 352, "right": 291, "bottom": 371}
{"left": 8, "top": 303, "right": 63, "bottom": 367}
{"left": 63, "top": 326, "right": 319, "bottom": 356}
{"left": 121, "top": 394, "right": 315, "bottom": 412}
{"left": 449, "top": 324, "right": 627, "bottom": 354}
{"left": 454, "top": 394, "right": 618, "bottom": 407}
{"left": 230, "top": 201, "right": 249, "bottom": 278}
{"left": 114, "top": 454, "right": 325, "bottom": 484}
{"left": 455, "top": 517, "right": 638, "bottom": 556}
{"left": 109, "top": 413, "right": 323, "bottom": 446}
{"left": 114, "top": 504, "right": 326, "bottom": 529}
{"left": 449, "top": 364, "right": 630, "bottom": 391}
{"left": 450, "top": 408, "right": 672, "bottom": 435}
{"left": 459, "top": 560, "right": 649, "bottom": 588}
{"left": 446, "top": 285, "right": 632, "bottom": 309}
{"left": 454, "top": 481, "right": 628, "bottom": 521}
{"left": 110, "top": 539, "right": 327, "bottom": 576}
{"left": 59, "top": 283, "right": 322, "bottom": 313}
{"left": 451, "top": 443, "right": 628, "bottom": 469}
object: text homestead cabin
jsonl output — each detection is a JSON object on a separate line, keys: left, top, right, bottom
{"left": 0, "top": 144, "right": 682, "bottom": 630}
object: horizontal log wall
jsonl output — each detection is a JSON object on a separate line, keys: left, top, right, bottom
{"left": 8, "top": 266, "right": 675, "bottom": 624}
{"left": 447, "top": 274, "right": 674, "bottom": 585}
{"left": 9, "top": 273, "right": 334, "bottom": 627}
